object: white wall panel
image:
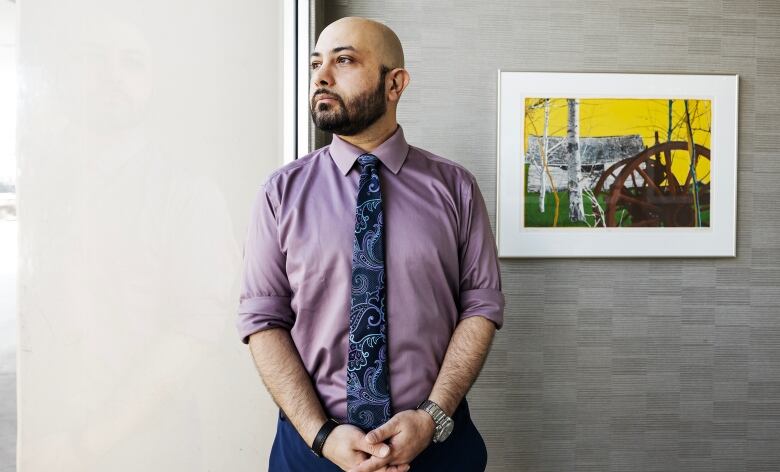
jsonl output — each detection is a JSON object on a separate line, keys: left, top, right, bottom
{"left": 17, "top": 1, "right": 284, "bottom": 470}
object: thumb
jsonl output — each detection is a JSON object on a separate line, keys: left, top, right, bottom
{"left": 357, "top": 439, "right": 391, "bottom": 458}
{"left": 352, "top": 427, "right": 391, "bottom": 457}
{"left": 365, "top": 419, "right": 397, "bottom": 445}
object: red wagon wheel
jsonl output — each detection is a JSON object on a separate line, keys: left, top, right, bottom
{"left": 593, "top": 140, "right": 710, "bottom": 227}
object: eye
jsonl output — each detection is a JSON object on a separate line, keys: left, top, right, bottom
{"left": 337, "top": 56, "right": 353, "bottom": 64}
{"left": 310, "top": 62, "right": 320, "bottom": 70}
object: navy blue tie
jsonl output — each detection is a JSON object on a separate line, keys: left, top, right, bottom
{"left": 346, "top": 153, "right": 393, "bottom": 430}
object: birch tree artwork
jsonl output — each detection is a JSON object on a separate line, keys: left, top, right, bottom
{"left": 539, "top": 99, "right": 549, "bottom": 212}
{"left": 523, "top": 97, "right": 712, "bottom": 228}
{"left": 566, "top": 98, "right": 585, "bottom": 222}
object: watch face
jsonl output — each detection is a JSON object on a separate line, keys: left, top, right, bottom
{"left": 436, "top": 418, "right": 454, "bottom": 442}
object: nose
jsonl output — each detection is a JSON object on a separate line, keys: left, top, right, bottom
{"left": 312, "top": 61, "right": 333, "bottom": 88}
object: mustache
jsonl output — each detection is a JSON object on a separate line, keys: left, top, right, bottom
{"left": 312, "top": 90, "right": 343, "bottom": 102}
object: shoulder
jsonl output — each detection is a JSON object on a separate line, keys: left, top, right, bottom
{"left": 263, "top": 147, "right": 324, "bottom": 189}
{"left": 409, "top": 144, "right": 479, "bottom": 193}
{"left": 256, "top": 147, "right": 330, "bottom": 207}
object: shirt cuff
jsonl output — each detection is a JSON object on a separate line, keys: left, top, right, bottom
{"left": 237, "top": 295, "right": 295, "bottom": 343}
{"left": 458, "top": 288, "right": 505, "bottom": 330}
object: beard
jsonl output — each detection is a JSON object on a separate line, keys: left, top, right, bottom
{"left": 310, "top": 67, "right": 389, "bottom": 136}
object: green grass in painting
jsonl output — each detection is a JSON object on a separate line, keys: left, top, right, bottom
{"left": 524, "top": 164, "right": 711, "bottom": 228}
{"left": 524, "top": 190, "right": 624, "bottom": 227}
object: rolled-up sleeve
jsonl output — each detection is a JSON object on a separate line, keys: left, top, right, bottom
{"left": 236, "top": 181, "right": 296, "bottom": 344}
{"left": 457, "top": 174, "right": 506, "bottom": 330}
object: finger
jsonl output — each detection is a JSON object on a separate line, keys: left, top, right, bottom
{"left": 346, "top": 454, "right": 393, "bottom": 472}
{"left": 385, "top": 464, "right": 410, "bottom": 472}
{"left": 353, "top": 437, "right": 391, "bottom": 458}
{"left": 365, "top": 419, "right": 399, "bottom": 444}
{"left": 374, "top": 465, "right": 409, "bottom": 472}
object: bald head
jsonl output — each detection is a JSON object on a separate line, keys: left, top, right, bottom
{"left": 309, "top": 17, "right": 410, "bottom": 138}
{"left": 316, "top": 17, "right": 404, "bottom": 71}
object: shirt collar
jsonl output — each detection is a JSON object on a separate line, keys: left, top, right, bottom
{"left": 328, "top": 124, "right": 410, "bottom": 176}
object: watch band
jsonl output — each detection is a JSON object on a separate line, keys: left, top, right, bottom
{"left": 417, "top": 399, "right": 454, "bottom": 443}
{"left": 311, "top": 418, "right": 340, "bottom": 458}
{"left": 417, "top": 399, "right": 447, "bottom": 423}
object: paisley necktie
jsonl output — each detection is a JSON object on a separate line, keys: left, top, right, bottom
{"left": 346, "top": 153, "right": 393, "bottom": 430}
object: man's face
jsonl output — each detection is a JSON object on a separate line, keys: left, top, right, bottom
{"left": 309, "top": 41, "right": 389, "bottom": 136}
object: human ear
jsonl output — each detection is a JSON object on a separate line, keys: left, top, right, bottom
{"left": 388, "top": 69, "right": 410, "bottom": 101}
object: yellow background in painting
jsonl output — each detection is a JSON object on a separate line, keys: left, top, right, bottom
{"left": 524, "top": 98, "right": 711, "bottom": 185}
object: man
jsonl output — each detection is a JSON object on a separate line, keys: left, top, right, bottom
{"left": 237, "top": 16, "right": 505, "bottom": 472}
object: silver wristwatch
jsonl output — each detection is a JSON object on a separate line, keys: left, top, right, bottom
{"left": 416, "top": 399, "right": 454, "bottom": 443}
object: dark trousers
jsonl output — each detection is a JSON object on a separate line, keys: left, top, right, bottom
{"left": 268, "top": 398, "right": 488, "bottom": 471}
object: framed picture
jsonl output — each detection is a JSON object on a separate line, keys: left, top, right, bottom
{"left": 496, "top": 71, "right": 739, "bottom": 258}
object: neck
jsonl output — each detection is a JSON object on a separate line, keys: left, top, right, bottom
{"left": 337, "top": 117, "right": 398, "bottom": 152}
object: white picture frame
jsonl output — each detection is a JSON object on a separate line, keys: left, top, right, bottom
{"left": 496, "top": 71, "right": 739, "bottom": 258}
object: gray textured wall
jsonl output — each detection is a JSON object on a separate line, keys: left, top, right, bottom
{"left": 315, "top": 1, "right": 780, "bottom": 470}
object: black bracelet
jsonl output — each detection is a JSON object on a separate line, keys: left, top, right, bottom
{"left": 311, "top": 418, "right": 340, "bottom": 458}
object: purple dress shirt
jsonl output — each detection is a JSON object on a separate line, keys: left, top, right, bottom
{"left": 237, "top": 124, "right": 505, "bottom": 423}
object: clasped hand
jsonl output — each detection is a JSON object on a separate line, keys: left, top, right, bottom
{"left": 322, "top": 409, "right": 436, "bottom": 472}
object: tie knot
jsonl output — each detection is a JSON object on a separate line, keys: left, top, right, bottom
{"left": 357, "top": 153, "right": 379, "bottom": 168}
